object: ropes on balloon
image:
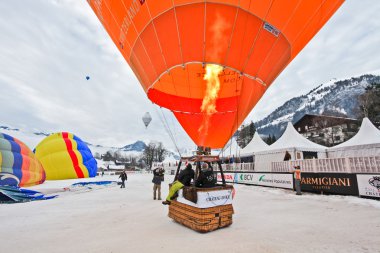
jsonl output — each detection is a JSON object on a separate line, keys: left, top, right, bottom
{"left": 154, "top": 105, "right": 182, "bottom": 157}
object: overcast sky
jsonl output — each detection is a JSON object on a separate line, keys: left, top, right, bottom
{"left": 0, "top": 0, "right": 379, "bottom": 151}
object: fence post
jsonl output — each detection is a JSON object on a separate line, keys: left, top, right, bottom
{"left": 345, "top": 157, "right": 351, "bottom": 173}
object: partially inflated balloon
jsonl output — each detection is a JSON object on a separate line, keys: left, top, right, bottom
{"left": 88, "top": 0, "right": 344, "bottom": 148}
{"left": 0, "top": 133, "right": 45, "bottom": 187}
{"left": 34, "top": 132, "right": 97, "bottom": 180}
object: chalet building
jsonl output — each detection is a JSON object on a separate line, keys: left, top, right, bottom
{"left": 293, "top": 114, "right": 360, "bottom": 147}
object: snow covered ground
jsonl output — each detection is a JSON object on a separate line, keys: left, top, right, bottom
{"left": 1, "top": 173, "right": 379, "bottom": 253}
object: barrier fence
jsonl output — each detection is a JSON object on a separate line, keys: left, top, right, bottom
{"left": 272, "top": 156, "right": 380, "bottom": 173}
{"left": 163, "top": 156, "right": 380, "bottom": 174}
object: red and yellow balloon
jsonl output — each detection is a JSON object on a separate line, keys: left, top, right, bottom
{"left": 88, "top": 0, "right": 344, "bottom": 148}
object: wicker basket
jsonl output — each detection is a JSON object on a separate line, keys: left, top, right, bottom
{"left": 168, "top": 185, "right": 234, "bottom": 233}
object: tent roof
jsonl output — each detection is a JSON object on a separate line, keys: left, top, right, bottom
{"left": 330, "top": 118, "right": 380, "bottom": 149}
{"left": 259, "top": 122, "right": 326, "bottom": 152}
{"left": 162, "top": 155, "right": 178, "bottom": 163}
{"left": 240, "top": 133, "right": 269, "bottom": 155}
{"left": 221, "top": 137, "right": 242, "bottom": 157}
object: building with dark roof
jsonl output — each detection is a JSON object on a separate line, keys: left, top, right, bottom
{"left": 293, "top": 114, "right": 360, "bottom": 147}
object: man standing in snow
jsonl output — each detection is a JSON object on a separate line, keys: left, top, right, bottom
{"left": 291, "top": 165, "right": 302, "bottom": 195}
{"left": 119, "top": 170, "right": 128, "bottom": 188}
{"left": 152, "top": 167, "right": 164, "bottom": 200}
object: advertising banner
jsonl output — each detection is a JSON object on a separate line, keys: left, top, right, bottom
{"left": 217, "top": 172, "right": 293, "bottom": 189}
{"left": 300, "top": 173, "right": 358, "bottom": 195}
{"left": 357, "top": 174, "right": 380, "bottom": 198}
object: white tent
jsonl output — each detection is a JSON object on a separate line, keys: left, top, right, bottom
{"left": 220, "top": 137, "right": 242, "bottom": 159}
{"left": 240, "top": 132, "right": 269, "bottom": 156}
{"left": 162, "top": 154, "right": 179, "bottom": 165}
{"left": 254, "top": 122, "right": 327, "bottom": 172}
{"left": 328, "top": 118, "right": 380, "bottom": 158}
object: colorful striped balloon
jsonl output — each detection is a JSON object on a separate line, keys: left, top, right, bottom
{"left": 34, "top": 132, "right": 97, "bottom": 180}
{"left": 0, "top": 133, "right": 46, "bottom": 187}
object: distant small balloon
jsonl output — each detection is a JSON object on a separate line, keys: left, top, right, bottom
{"left": 142, "top": 112, "right": 152, "bottom": 128}
{"left": 86, "top": 76, "right": 90, "bottom": 80}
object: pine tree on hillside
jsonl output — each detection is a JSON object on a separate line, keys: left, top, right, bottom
{"left": 264, "top": 134, "right": 277, "bottom": 145}
{"left": 237, "top": 121, "right": 256, "bottom": 148}
{"left": 355, "top": 82, "right": 380, "bottom": 124}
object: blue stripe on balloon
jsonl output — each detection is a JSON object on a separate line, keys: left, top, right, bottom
{"left": 4, "top": 134, "right": 21, "bottom": 154}
{"left": 1, "top": 134, "right": 23, "bottom": 180}
{"left": 73, "top": 135, "right": 97, "bottom": 177}
{"left": 11, "top": 148, "right": 23, "bottom": 180}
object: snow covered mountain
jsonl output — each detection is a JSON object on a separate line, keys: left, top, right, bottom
{"left": 255, "top": 74, "right": 380, "bottom": 137}
{"left": 121, "top": 141, "right": 147, "bottom": 152}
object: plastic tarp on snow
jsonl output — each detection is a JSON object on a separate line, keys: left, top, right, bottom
{"left": 254, "top": 122, "right": 327, "bottom": 172}
{"left": 328, "top": 118, "right": 380, "bottom": 158}
{"left": 240, "top": 133, "right": 269, "bottom": 157}
{"left": 0, "top": 186, "right": 56, "bottom": 203}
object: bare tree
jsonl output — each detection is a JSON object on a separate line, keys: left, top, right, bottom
{"left": 155, "top": 142, "right": 167, "bottom": 162}
{"left": 142, "top": 142, "right": 168, "bottom": 169}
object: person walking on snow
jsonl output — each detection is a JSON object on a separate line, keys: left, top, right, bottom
{"left": 119, "top": 170, "right": 128, "bottom": 188}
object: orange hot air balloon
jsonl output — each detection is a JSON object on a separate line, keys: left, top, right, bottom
{"left": 88, "top": 0, "right": 344, "bottom": 148}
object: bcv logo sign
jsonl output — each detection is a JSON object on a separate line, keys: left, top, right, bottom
{"left": 239, "top": 173, "right": 254, "bottom": 182}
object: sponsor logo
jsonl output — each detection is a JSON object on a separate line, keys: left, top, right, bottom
{"left": 217, "top": 174, "right": 233, "bottom": 181}
{"left": 119, "top": 0, "right": 143, "bottom": 46}
{"left": 362, "top": 176, "right": 380, "bottom": 197}
{"left": 263, "top": 22, "right": 280, "bottom": 37}
{"left": 258, "top": 175, "right": 273, "bottom": 184}
{"left": 369, "top": 176, "right": 380, "bottom": 190}
{"left": 273, "top": 179, "right": 292, "bottom": 185}
{"left": 206, "top": 194, "right": 231, "bottom": 202}
{"left": 301, "top": 177, "right": 351, "bottom": 189}
{"left": 240, "top": 174, "right": 253, "bottom": 181}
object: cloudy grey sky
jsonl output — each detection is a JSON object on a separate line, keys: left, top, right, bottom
{"left": 0, "top": 0, "right": 379, "bottom": 150}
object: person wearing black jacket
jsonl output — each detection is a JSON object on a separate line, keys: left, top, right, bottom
{"left": 119, "top": 170, "right": 128, "bottom": 188}
{"left": 196, "top": 163, "right": 216, "bottom": 188}
{"left": 152, "top": 167, "right": 164, "bottom": 200}
{"left": 162, "top": 164, "right": 194, "bottom": 205}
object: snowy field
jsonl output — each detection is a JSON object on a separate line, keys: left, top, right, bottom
{"left": 1, "top": 173, "right": 380, "bottom": 253}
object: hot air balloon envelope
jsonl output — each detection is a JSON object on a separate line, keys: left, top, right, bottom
{"left": 34, "top": 132, "right": 97, "bottom": 180}
{"left": 0, "top": 133, "right": 45, "bottom": 187}
{"left": 88, "top": 0, "right": 344, "bottom": 148}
